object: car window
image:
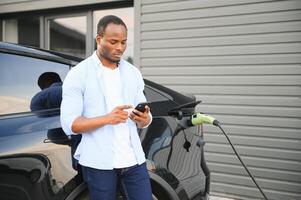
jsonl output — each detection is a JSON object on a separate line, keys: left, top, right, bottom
{"left": 144, "top": 86, "right": 171, "bottom": 102}
{"left": 144, "top": 86, "right": 179, "bottom": 116}
{"left": 0, "top": 52, "right": 69, "bottom": 115}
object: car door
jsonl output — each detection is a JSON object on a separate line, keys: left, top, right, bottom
{"left": 0, "top": 52, "right": 78, "bottom": 200}
{"left": 140, "top": 84, "right": 207, "bottom": 199}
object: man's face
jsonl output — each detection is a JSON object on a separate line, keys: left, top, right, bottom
{"left": 96, "top": 23, "right": 127, "bottom": 63}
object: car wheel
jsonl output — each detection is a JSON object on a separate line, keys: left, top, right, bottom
{"left": 152, "top": 193, "right": 159, "bottom": 200}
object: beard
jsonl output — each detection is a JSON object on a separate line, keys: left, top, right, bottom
{"left": 99, "top": 50, "right": 121, "bottom": 64}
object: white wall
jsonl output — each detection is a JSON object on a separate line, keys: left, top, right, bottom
{"left": 3, "top": 19, "right": 18, "bottom": 43}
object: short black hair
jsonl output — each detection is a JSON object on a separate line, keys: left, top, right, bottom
{"left": 97, "top": 15, "right": 127, "bottom": 36}
{"left": 38, "top": 72, "right": 62, "bottom": 90}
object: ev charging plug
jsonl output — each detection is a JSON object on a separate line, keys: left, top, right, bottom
{"left": 187, "top": 113, "right": 220, "bottom": 127}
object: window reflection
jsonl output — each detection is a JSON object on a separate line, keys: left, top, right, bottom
{"left": 30, "top": 72, "right": 62, "bottom": 112}
{"left": 49, "top": 16, "right": 86, "bottom": 59}
{"left": 93, "top": 7, "right": 134, "bottom": 63}
{"left": 0, "top": 53, "right": 69, "bottom": 115}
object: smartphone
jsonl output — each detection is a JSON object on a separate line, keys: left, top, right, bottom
{"left": 134, "top": 102, "right": 149, "bottom": 113}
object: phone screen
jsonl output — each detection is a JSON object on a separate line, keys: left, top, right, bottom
{"left": 135, "top": 102, "right": 148, "bottom": 112}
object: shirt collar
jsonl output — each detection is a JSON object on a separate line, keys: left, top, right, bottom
{"left": 91, "top": 51, "right": 123, "bottom": 70}
{"left": 92, "top": 51, "right": 101, "bottom": 67}
{"left": 91, "top": 51, "right": 131, "bottom": 105}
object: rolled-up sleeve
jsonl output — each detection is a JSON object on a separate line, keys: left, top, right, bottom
{"left": 60, "top": 68, "right": 84, "bottom": 135}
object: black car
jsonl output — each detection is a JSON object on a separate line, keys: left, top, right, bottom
{"left": 0, "top": 42, "right": 210, "bottom": 200}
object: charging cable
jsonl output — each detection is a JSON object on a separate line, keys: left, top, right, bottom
{"left": 188, "top": 113, "right": 269, "bottom": 200}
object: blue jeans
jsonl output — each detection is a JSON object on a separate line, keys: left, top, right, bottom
{"left": 82, "top": 163, "right": 152, "bottom": 200}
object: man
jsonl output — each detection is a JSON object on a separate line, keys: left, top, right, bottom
{"left": 30, "top": 72, "right": 62, "bottom": 111}
{"left": 60, "top": 15, "right": 152, "bottom": 200}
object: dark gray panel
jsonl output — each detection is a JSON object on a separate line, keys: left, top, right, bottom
{"left": 141, "top": 21, "right": 301, "bottom": 40}
{"left": 197, "top": 104, "right": 301, "bottom": 118}
{"left": 138, "top": 0, "right": 301, "bottom": 199}
{"left": 205, "top": 152, "right": 301, "bottom": 172}
{"left": 203, "top": 125, "right": 301, "bottom": 140}
{"left": 141, "top": 32, "right": 301, "bottom": 49}
{"left": 141, "top": 54, "right": 301, "bottom": 66}
{"left": 207, "top": 162, "right": 301, "bottom": 183}
{"left": 141, "top": 0, "right": 179, "bottom": 5}
{"left": 142, "top": 0, "right": 279, "bottom": 14}
{"left": 205, "top": 143, "right": 301, "bottom": 161}
{"left": 196, "top": 95, "right": 301, "bottom": 107}
{"left": 141, "top": 65, "right": 301, "bottom": 75}
{"left": 211, "top": 172, "right": 301, "bottom": 194}
{"left": 141, "top": 0, "right": 301, "bottom": 22}
{"left": 201, "top": 114, "right": 300, "bottom": 128}
{"left": 167, "top": 85, "right": 301, "bottom": 96}
{"left": 0, "top": 0, "right": 31, "bottom": 4}
{"left": 212, "top": 182, "right": 301, "bottom": 200}
{"left": 141, "top": 43, "right": 301, "bottom": 58}
{"left": 204, "top": 134, "right": 301, "bottom": 151}
{"left": 146, "top": 75, "right": 301, "bottom": 85}
{"left": 141, "top": 10, "right": 301, "bottom": 31}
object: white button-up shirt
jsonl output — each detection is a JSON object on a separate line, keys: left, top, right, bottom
{"left": 60, "top": 52, "right": 149, "bottom": 170}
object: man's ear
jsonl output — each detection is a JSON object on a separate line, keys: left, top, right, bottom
{"left": 96, "top": 34, "right": 102, "bottom": 46}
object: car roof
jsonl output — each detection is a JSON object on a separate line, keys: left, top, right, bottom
{"left": 0, "top": 42, "right": 80, "bottom": 66}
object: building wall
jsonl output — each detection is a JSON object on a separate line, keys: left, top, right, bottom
{"left": 136, "top": 0, "right": 301, "bottom": 199}
{"left": 0, "top": 0, "right": 119, "bottom": 14}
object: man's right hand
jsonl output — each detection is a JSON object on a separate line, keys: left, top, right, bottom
{"left": 71, "top": 105, "right": 133, "bottom": 133}
{"left": 106, "top": 105, "right": 133, "bottom": 125}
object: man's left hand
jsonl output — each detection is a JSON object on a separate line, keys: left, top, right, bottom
{"left": 129, "top": 105, "right": 151, "bottom": 128}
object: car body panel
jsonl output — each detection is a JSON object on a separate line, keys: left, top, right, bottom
{"left": 0, "top": 42, "right": 210, "bottom": 200}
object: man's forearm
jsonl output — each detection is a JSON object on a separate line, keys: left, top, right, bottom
{"left": 71, "top": 116, "right": 110, "bottom": 134}
{"left": 71, "top": 105, "right": 133, "bottom": 133}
